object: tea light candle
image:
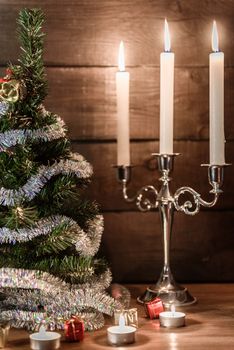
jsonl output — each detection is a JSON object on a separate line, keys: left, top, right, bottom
{"left": 159, "top": 305, "right": 185, "bottom": 328}
{"left": 0, "top": 321, "right": 10, "bottom": 348}
{"left": 30, "top": 325, "right": 61, "bottom": 350}
{"left": 107, "top": 313, "right": 136, "bottom": 346}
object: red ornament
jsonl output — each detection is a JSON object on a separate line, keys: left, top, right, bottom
{"left": 144, "top": 297, "right": 164, "bottom": 319}
{"left": 64, "top": 316, "right": 84, "bottom": 342}
{"left": 5, "top": 68, "right": 13, "bottom": 77}
{"left": 0, "top": 67, "right": 13, "bottom": 83}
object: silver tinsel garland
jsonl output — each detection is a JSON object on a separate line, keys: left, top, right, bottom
{"left": 0, "top": 268, "right": 121, "bottom": 331}
{"left": 72, "top": 269, "right": 112, "bottom": 291}
{"left": 0, "top": 117, "right": 66, "bottom": 151}
{"left": 0, "top": 101, "right": 9, "bottom": 117}
{"left": 75, "top": 215, "right": 103, "bottom": 256}
{"left": 0, "top": 214, "right": 103, "bottom": 257}
{"left": 0, "top": 153, "right": 93, "bottom": 206}
{"left": 0, "top": 310, "right": 105, "bottom": 331}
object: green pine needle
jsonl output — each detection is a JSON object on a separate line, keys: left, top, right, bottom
{"left": 0, "top": 205, "right": 38, "bottom": 229}
{"left": 35, "top": 223, "right": 76, "bottom": 256}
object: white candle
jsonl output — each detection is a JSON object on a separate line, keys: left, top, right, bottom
{"left": 209, "top": 21, "right": 225, "bottom": 165}
{"left": 107, "top": 313, "right": 136, "bottom": 345}
{"left": 30, "top": 325, "right": 61, "bottom": 350}
{"left": 116, "top": 41, "right": 130, "bottom": 166}
{"left": 159, "top": 19, "right": 174, "bottom": 154}
{"left": 159, "top": 305, "right": 186, "bottom": 328}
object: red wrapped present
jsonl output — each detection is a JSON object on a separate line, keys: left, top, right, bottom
{"left": 144, "top": 297, "right": 164, "bottom": 319}
{"left": 64, "top": 316, "right": 84, "bottom": 342}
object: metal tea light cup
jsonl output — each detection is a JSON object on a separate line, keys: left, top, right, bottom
{"left": 0, "top": 321, "right": 10, "bottom": 348}
{"left": 30, "top": 328, "right": 61, "bottom": 350}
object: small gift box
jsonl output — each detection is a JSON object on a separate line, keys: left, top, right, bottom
{"left": 114, "top": 308, "right": 138, "bottom": 328}
{"left": 0, "top": 321, "right": 10, "bottom": 348}
{"left": 64, "top": 316, "right": 84, "bottom": 342}
{"left": 144, "top": 297, "right": 164, "bottom": 319}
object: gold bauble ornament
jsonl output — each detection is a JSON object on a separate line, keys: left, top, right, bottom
{"left": 0, "top": 80, "right": 20, "bottom": 103}
{"left": 0, "top": 79, "right": 25, "bottom": 103}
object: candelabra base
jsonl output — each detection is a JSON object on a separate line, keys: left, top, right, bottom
{"left": 137, "top": 285, "right": 196, "bottom": 307}
{"left": 137, "top": 267, "right": 197, "bottom": 307}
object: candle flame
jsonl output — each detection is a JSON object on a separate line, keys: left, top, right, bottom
{"left": 212, "top": 20, "right": 219, "bottom": 52}
{"left": 171, "top": 304, "right": 176, "bottom": 315}
{"left": 119, "top": 314, "right": 125, "bottom": 328}
{"left": 118, "top": 41, "right": 125, "bottom": 72}
{"left": 39, "top": 325, "right": 47, "bottom": 335}
{"left": 164, "top": 19, "right": 171, "bottom": 52}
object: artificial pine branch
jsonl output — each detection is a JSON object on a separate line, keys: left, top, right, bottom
{"left": 32, "top": 133, "right": 70, "bottom": 163}
{"left": 0, "top": 145, "right": 37, "bottom": 189}
{"left": 14, "top": 9, "right": 47, "bottom": 108}
{"left": 1, "top": 205, "right": 38, "bottom": 229}
{"left": 35, "top": 223, "right": 76, "bottom": 256}
{"left": 62, "top": 197, "right": 99, "bottom": 228}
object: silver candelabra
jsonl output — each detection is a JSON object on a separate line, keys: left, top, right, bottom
{"left": 115, "top": 154, "right": 230, "bottom": 307}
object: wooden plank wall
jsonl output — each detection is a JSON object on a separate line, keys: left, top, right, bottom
{"left": 1, "top": 0, "right": 234, "bottom": 282}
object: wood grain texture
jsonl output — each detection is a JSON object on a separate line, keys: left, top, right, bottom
{"left": 5, "top": 284, "right": 234, "bottom": 349}
{"left": 0, "top": 1, "right": 234, "bottom": 67}
{"left": 101, "top": 211, "right": 234, "bottom": 282}
{"left": 47, "top": 67, "right": 234, "bottom": 140}
{"left": 72, "top": 141, "right": 234, "bottom": 211}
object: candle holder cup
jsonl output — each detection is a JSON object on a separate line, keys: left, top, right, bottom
{"left": 115, "top": 154, "right": 230, "bottom": 307}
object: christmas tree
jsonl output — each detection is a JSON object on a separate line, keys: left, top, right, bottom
{"left": 0, "top": 9, "right": 120, "bottom": 331}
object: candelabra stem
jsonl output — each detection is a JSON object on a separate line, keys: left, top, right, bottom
{"left": 159, "top": 201, "right": 174, "bottom": 283}
{"left": 155, "top": 155, "right": 177, "bottom": 294}
{"left": 164, "top": 208, "right": 172, "bottom": 267}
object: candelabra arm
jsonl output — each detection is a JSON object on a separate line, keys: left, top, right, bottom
{"left": 115, "top": 165, "right": 159, "bottom": 212}
{"left": 123, "top": 180, "right": 159, "bottom": 212}
{"left": 122, "top": 180, "right": 136, "bottom": 203}
{"left": 135, "top": 185, "right": 159, "bottom": 212}
{"left": 174, "top": 186, "right": 220, "bottom": 215}
{"left": 174, "top": 165, "right": 225, "bottom": 215}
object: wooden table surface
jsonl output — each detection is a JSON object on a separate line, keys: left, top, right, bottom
{"left": 5, "top": 284, "right": 234, "bottom": 350}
